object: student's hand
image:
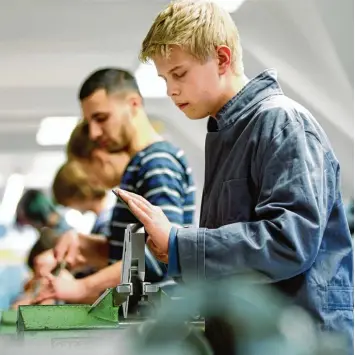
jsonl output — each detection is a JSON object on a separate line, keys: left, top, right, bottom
{"left": 11, "top": 294, "right": 35, "bottom": 309}
{"left": 11, "top": 295, "right": 56, "bottom": 309}
{"left": 54, "top": 229, "right": 86, "bottom": 267}
{"left": 116, "top": 189, "right": 171, "bottom": 261}
{"left": 146, "top": 243, "right": 169, "bottom": 263}
{"left": 12, "top": 277, "right": 56, "bottom": 308}
{"left": 34, "top": 249, "right": 58, "bottom": 277}
{"left": 34, "top": 270, "right": 89, "bottom": 304}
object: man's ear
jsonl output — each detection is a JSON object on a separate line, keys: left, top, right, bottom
{"left": 216, "top": 45, "right": 232, "bottom": 75}
{"left": 126, "top": 92, "right": 143, "bottom": 115}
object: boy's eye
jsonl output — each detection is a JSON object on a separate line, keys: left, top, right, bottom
{"left": 173, "top": 71, "right": 187, "bottom": 79}
{"left": 95, "top": 115, "right": 108, "bottom": 123}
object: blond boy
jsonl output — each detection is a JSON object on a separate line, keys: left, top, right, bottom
{"left": 118, "top": 0, "right": 353, "bottom": 350}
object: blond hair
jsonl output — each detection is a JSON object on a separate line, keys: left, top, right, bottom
{"left": 52, "top": 160, "right": 106, "bottom": 206}
{"left": 140, "top": 0, "right": 243, "bottom": 74}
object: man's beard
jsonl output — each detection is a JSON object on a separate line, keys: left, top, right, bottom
{"left": 107, "top": 143, "right": 126, "bottom": 153}
{"left": 107, "top": 127, "right": 133, "bottom": 153}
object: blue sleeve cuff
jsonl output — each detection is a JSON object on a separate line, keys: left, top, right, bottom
{"left": 167, "top": 226, "right": 181, "bottom": 277}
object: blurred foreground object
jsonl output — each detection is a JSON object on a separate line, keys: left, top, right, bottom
{"left": 129, "top": 277, "right": 348, "bottom": 355}
{"left": 0, "top": 224, "right": 348, "bottom": 355}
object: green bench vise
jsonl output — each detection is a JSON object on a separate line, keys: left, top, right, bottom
{"left": 0, "top": 224, "right": 165, "bottom": 346}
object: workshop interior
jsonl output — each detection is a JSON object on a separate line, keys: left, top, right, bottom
{"left": 0, "top": 0, "right": 353, "bottom": 354}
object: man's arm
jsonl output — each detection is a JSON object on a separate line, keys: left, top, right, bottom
{"left": 35, "top": 232, "right": 109, "bottom": 276}
{"left": 34, "top": 264, "right": 122, "bottom": 305}
{"left": 176, "top": 121, "right": 335, "bottom": 282}
{"left": 80, "top": 260, "right": 122, "bottom": 298}
{"left": 77, "top": 233, "right": 109, "bottom": 269}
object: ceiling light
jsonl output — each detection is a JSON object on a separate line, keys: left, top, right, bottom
{"left": 36, "top": 116, "right": 80, "bottom": 146}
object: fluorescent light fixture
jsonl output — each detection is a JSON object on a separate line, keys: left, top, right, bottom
{"left": 135, "top": 63, "right": 167, "bottom": 98}
{"left": 212, "top": 0, "right": 246, "bottom": 13}
{"left": 0, "top": 173, "right": 25, "bottom": 224}
{"left": 36, "top": 116, "right": 80, "bottom": 146}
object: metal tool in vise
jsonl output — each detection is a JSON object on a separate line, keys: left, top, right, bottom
{"left": 89, "top": 223, "right": 162, "bottom": 320}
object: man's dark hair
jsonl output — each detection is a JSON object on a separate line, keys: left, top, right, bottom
{"left": 78, "top": 68, "right": 142, "bottom": 101}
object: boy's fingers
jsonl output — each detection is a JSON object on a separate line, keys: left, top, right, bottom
{"left": 128, "top": 200, "right": 152, "bottom": 225}
{"left": 118, "top": 189, "right": 152, "bottom": 208}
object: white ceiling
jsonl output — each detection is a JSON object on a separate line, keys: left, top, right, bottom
{"left": 0, "top": 0, "right": 353, "bottom": 201}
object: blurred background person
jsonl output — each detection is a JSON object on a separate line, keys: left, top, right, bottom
{"left": 5, "top": 189, "right": 75, "bottom": 308}
{"left": 35, "top": 99, "right": 196, "bottom": 304}
{"left": 15, "top": 189, "right": 73, "bottom": 238}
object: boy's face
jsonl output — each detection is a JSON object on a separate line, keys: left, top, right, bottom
{"left": 153, "top": 45, "right": 225, "bottom": 119}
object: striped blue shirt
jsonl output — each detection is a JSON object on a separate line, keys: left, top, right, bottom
{"left": 108, "top": 141, "right": 196, "bottom": 281}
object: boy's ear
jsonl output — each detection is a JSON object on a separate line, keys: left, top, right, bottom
{"left": 216, "top": 45, "right": 232, "bottom": 75}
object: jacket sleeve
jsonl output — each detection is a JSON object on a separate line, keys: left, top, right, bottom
{"left": 176, "top": 121, "right": 336, "bottom": 283}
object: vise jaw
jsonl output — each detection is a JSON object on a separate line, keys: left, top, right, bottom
{"left": 115, "top": 224, "right": 161, "bottom": 319}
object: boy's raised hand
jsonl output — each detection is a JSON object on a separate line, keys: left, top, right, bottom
{"left": 116, "top": 189, "right": 171, "bottom": 262}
